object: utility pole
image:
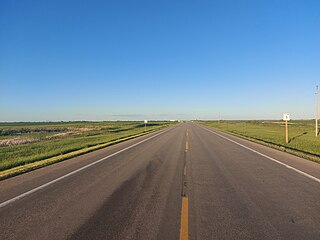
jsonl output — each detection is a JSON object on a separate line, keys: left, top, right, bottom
{"left": 316, "top": 85, "right": 319, "bottom": 137}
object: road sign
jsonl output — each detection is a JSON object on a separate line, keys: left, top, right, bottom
{"left": 283, "top": 113, "right": 290, "bottom": 144}
{"left": 144, "top": 120, "right": 148, "bottom": 124}
{"left": 283, "top": 113, "right": 290, "bottom": 121}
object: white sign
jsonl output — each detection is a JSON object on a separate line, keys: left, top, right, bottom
{"left": 283, "top": 113, "right": 290, "bottom": 121}
{"left": 144, "top": 120, "right": 148, "bottom": 124}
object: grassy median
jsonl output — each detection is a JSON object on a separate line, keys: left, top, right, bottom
{"left": 198, "top": 120, "right": 320, "bottom": 160}
{"left": 0, "top": 121, "right": 175, "bottom": 175}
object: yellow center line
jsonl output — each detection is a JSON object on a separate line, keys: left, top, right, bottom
{"left": 179, "top": 197, "right": 189, "bottom": 240}
{"left": 185, "top": 128, "right": 189, "bottom": 152}
{"left": 180, "top": 128, "right": 189, "bottom": 239}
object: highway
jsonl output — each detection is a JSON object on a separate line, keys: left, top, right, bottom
{"left": 1, "top": 123, "right": 320, "bottom": 240}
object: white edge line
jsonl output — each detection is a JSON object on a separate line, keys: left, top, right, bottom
{"left": 0, "top": 127, "right": 172, "bottom": 208}
{"left": 198, "top": 125, "right": 320, "bottom": 184}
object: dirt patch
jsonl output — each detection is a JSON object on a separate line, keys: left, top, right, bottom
{"left": 0, "top": 138, "right": 40, "bottom": 147}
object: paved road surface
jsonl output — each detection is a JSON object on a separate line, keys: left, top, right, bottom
{"left": 1, "top": 123, "right": 320, "bottom": 239}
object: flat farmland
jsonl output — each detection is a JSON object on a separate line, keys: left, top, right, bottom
{"left": 199, "top": 120, "right": 320, "bottom": 159}
{"left": 0, "top": 121, "right": 173, "bottom": 174}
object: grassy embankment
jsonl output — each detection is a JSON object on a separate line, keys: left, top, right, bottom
{"left": 0, "top": 121, "right": 175, "bottom": 179}
{"left": 198, "top": 120, "right": 320, "bottom": 162}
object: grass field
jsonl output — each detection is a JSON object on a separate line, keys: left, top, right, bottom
{"left": 198, "top": 120, "right": 320, "bottom": 158}
{"left": 0, "top": 121, "right": 174, "bottom": 172}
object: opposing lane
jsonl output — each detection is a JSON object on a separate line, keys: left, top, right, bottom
{"left": 0, "top": 124, "right": 186, "bottom": 240}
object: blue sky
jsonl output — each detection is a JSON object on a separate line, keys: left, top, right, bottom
{"left": 1, "top": 0, "right": 319, "bottom": 121}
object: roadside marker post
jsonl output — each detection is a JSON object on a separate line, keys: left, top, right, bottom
{"left": 144, "top": 120, "right": 148, "bottom": 132}
{"left": 283, "top": 113, "right": 290, "bottom": 144}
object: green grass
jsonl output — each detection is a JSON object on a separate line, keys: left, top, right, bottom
{"left": 198, "top": 120, "right": 320, "bottom": 157}
{"left": 0, "top": 121, "right": 175, "bottom": 172}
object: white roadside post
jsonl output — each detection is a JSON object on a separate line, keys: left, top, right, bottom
{"left": 283, "top": 113, "right": 290, "bottom": 144}
{"left": 144, "top": 120, "right": 148, "bottom": 132}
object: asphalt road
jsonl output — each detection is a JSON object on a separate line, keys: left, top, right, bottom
{"left": 1, "top": 123, "right": 320, "bottom": 240}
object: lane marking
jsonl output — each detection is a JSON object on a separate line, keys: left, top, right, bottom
{"left": 180, "top": 127, "right": 189, "bottom": 239}
{"left": 179, "top": 196, "right": 189, "bottom": 240}
{"left": 185, "top": 128, "right": 189, "bottom": 153}
{"left": 0, "top": 128, "right": 172, "bottom": 209}
{"left": 200, "top": 125, "right": 320, "bottom": 184}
